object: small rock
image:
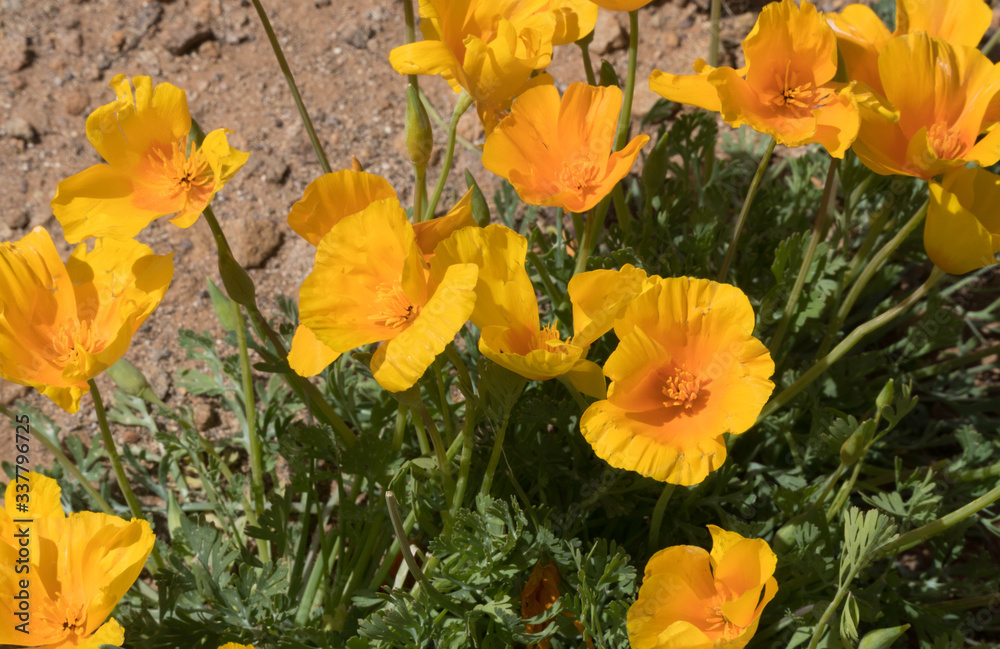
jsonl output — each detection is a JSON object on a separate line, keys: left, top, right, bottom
{"left": 314, "top": 0, "right": 331, "bottom": 6}
{"left": 198, "top": 39, "right": 221, "bottom": 58}
{"left": 58, "top": 30, "right": 83, "bottom": 57}
{"left": 0, "top": 221, "right": 10, "bottom": 240}
{"left": 126, "top": 1, "right": 165, "bottom": 51}
{"left": 162, "top": 16, "right": 215, "bottom": 56}
{"left": 344, "top": 25, "right": 374, "bottom": 50}
{"left": 64, "top": 89, "right": 90, "bottom": 116}
{"left": 108, "top": 30, "right": 127, "bottom": 51}
{"left": 591, "top": 9, "right": 627, "bottom": 55}
{"left": 192, "top": 401, "right": 221, "bottom": 431}
{"left": 5, "top": 117, "right": 38, "bottom": 143}
{"left": 260, "top": 158, "right": 290, "bottom": 185}
{"left": 232, "top": 215, "right": 285, "bottom": 269}
{"left": 663, "top": 31, "right": 680, "bottom": 49}
{"left": 7, "top": 208, "right": 30, "bottom": 230}
{"left": 9, "top": 76, "right": 27, "bottom": 92}
{"left": 0, "top": 34, "right": 32, "bottom": 72}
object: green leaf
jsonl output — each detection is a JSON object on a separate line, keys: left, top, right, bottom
{"left": 858, "top": 624, "right": 910, "bottom": 649}
{"left": 207, "top": 278, "right": 238, "bottom": 331}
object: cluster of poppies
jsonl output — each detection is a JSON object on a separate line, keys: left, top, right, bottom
{"left": 2, "top": 0, "right": 994, "bottom": 646}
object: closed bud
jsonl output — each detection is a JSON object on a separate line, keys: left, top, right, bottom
{"left": 858, "top": 624, "right": 910, "bottom": 649}
{"left": 106, "top": 358, "right": 159, "bottom": 403}
{"left": 405, "top": 84, "right": 434, "bottom": 167}
{"left": 464, "top": 170, "right": 491, "bottom": 226}
{"left": 599, "top": 60, "right": 620, "bottom": 88}
{"left": 218, "top": 247, "right": 257, "bottom": 308}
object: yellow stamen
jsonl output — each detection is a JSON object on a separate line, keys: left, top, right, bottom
{"left": 662, "top": 366, "right": 702, "bottom": 409}
{"left": 369, "top": 281, "right": 419, "bottom": 329}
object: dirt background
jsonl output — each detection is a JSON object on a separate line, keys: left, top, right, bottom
{"left": 1, "top": 0, "right": 994, "bottom": 468}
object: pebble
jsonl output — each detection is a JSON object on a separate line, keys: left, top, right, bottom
{"left": 0, "top": 34, "right": 31, "bottom": 72}
{"left": 5, "top": 116, "right": 38, "bottom": 142}
{"left": 64, "top": 89, "right": 90, "bottom": 116}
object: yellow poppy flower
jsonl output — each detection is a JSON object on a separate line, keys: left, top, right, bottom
{"left": 628, "top": 526, "right": 778, "bottom": 649}
{"left": 389, "top": 0, "right": 557, "bottom": 132}
{"left": 218, "top": 644, "right": 255, "bottom": 649}
{"left": 852, "top": 33, "right": 1000, "bottom": 180}
{"left": 0, "top": 473, "right": 155, "bottom": 649}
{"left": 0, "top": 228, "right": 173, "bottom": 413}
{"left": 828, "top": 0, "right": 992, "bottom": 95}
{"left": 482, "top": 82, "right": 649, "bottom": 214}
{"left": 292, "top": 198, "right": 478, "bottom": 392}
{"left": 51, "top": 75, "right": 249, "bottom": 243}
{"left": 544, "top": 0, "right": 598, "bottom": 45}
{"left": 286, "top": 171, "right": 476, "bottom": 376}
{"left": 432, "top": 224, "right": 649, "bottom": 397}
{"left": 521, "top": 562, "right": 594, "bottom": 649}
{"left": 580, "top": 277, "right": 774, "bottom": 485}
{"left": 649, "top": 0, "right": 859, "bottom": 157}
{"left": 925, "top": 166, "right": 1000, "bottom": 275}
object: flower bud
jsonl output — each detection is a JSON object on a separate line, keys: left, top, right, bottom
{"left": 106, "top": 358, "right": 159, "bottom": 404}
{"left": 464, "top": 170, "right": 491, "bottom": 226}
{"left": 405, "top": 84, "right": 434, "bottom": 167}
{"left": 599, "top": 60, "right": 620, "bottom": 88}
{"left": 219, "top": 246, "right": 257, "bottom": 308}
{"left": 858, "top": 624, "right": 910, "bottom": 649}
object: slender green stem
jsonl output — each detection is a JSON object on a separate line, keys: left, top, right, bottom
{"left": 578, "top": 31, "right": 597, "bottom": 85}
{"left": 759, "top": 267, "right": 946, "bottom": 420}
{"left": 392, "top": 404, "right": 408, "bottom": 452}
{"left": 232, "top": 300, "right": 270, "bottom": 563}
{"left": 248, "top": 0, "right": 331, "bottom": 173}
{"left": 425, "top": 92, "right": 473, "bottom": 221}
{"left": 843, "top": 199, "right": 892, "bottom": 286}
{"left": 402, "top": 0, "right": 419, "bottom": 89}
{"left": 417, "top": 405, "right": 455, "bottom": 516}
{"left": 368, "top": 509, "right": 416, "bottom": 591}
{"left": 201, "top": 204, "right": 357, "bottom": 447}
{"left": 434, "top": 359, "right": 454, "bottom": 442}
{"left": 88, "top": 379, "right": 164, "bottom": 571}
{"left": 818, "top": 201, "right": 927, "bottom": 357}
{"left": 929, "top": 593, "right": 1000, "bottom": 612}
{"left": 479, "top": 408, "right": 513, "bottom": 496}
{"left": 558, "top": 376, "right": 589, "bottom": 413}
{"left": 953, "top": 456, "right": 1000, "bottom": 483}
{"left": 445, "top": 344, "right": 476, "bottom": 405}
{"left": 983, "top": 24, "right": 1000, "bottom": 57}
{"left": 418, "top": 88, "right": 477, "bottom": 153}
{"left": 648, "top": 484, "right": 676, "bottom": 549}
{"left": 770, "top": 157, "right": 839, "bottom": 352}
{"left": 879, "top": 479, "right": 1000, "bottom": 556}
{"left": 826, "top": 461, "right": 863, "bottom": 521}
{"left": 575, "top": 197, "right": 612, "bottom": 274}
{"left": 386, "top": 491, "right": 462, "bottom": 614}
{"left": 527, "top": 250, "right": 564, "bottom": 312}
{"left": 450, "top": 407, "right": 480, "bottom": 520}
{"left": 412, "top": 406, "right": 430, "bottom": 455}
{"left": 614, "top": 11, "right": 639, "bottom": 152}
{"left": 288, "top": 472, "right": 316, "bottom": 599}
{"left": 414, "top": 165, "right": 427, "bottom": 222}
{"left": 911, "top": 341, "right": 1000, "bottom": 380}
{"left": 708, "top": 0, "right": 722, "bottom": 67}
{"left": 717, "top": 138, "right": 776, "bottom": 282}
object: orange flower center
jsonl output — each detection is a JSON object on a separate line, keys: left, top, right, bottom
{"left": 771, "top": 62, "right": 834, "bottom": 113}
{"left": 534, "top": 322, "right": 570, "bottom": 353}
{"left": 558, "top": 158, "right": 602, "bottom": 197}
{"left": 369, "top": 281, "right": 419, "bottom": 329}
{"left": 146, "top": 140, "right": 215, "bottom": 200}
{"left": 662, "top": 366, "right": 702, "bottom": 409}
{"left": 704, "top": 603, "right": 745, "bottom": 640}
{"left": 50, "top": 319, "right": 104, "bottom": 367}
{"left": 927, "top": 122, "right": 967, "bottom": 160}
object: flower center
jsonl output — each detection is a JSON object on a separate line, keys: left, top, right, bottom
{"left": 558, "top": 158, "right": 601, "bottom": 196}
{"left": 771, "top": 62, "right": 834, "bottom": 112}
{"left": 662, "top": 366, "right": 702, "bottom": 409}
{"left": 50, "top": 319, "right": 103, "bottom": 367}
{"left": 927, "top": 122, "right": 966, "bottom": 160}
{"left": 147, "top": 140, "right": 215, "bottom": 197}
{"left": 368, "top": 281, "right": 419, "bottom": 329}
{"left": 534, "top": 322, "right": 570, "bottom": 352}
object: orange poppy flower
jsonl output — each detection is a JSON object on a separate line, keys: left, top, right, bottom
{"left": 580, "top": 277, "right": 774, "bottom": 485}
{"left": 292, "top": 198, "right": 478, "bottom": 392}
{"left": 828, "top": 0, "right": 992, "bottom": 95}
{"left": 544, "top": 0, "right": 598, "bottom": 45}
{"left": 628, "top": 526, "right": 778, "bottom": 649}
{"left": 433, "top": 226, "right": 657, "bottom": 397}
{"left": 0, "top": 473, "right": 155, "bottom": 649}
{"left": 521, "top": 562, "right": 594, "bottom": 649}
{"left": 51, "top": 75, "right": 248, "bottom": 243}
{"left": 0, "top": 228, "right": 173, "bottom": 412}
{"left": 851, "top": 33, "right": 1000, "bottom": 180}
{"left": 649, "top": 0, "right": 859, "bottom": 157}
{"left": 925, "top": 166, "right": 1000, "bottom": 275}
{"left": 389, "top": 0, "right": 557, "bottom": 132}
{"left": 286, "top": 170, "right": 476, "bottom": 377}
{"left": 482, "top": 82, "right": 649, "bottom": 213}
